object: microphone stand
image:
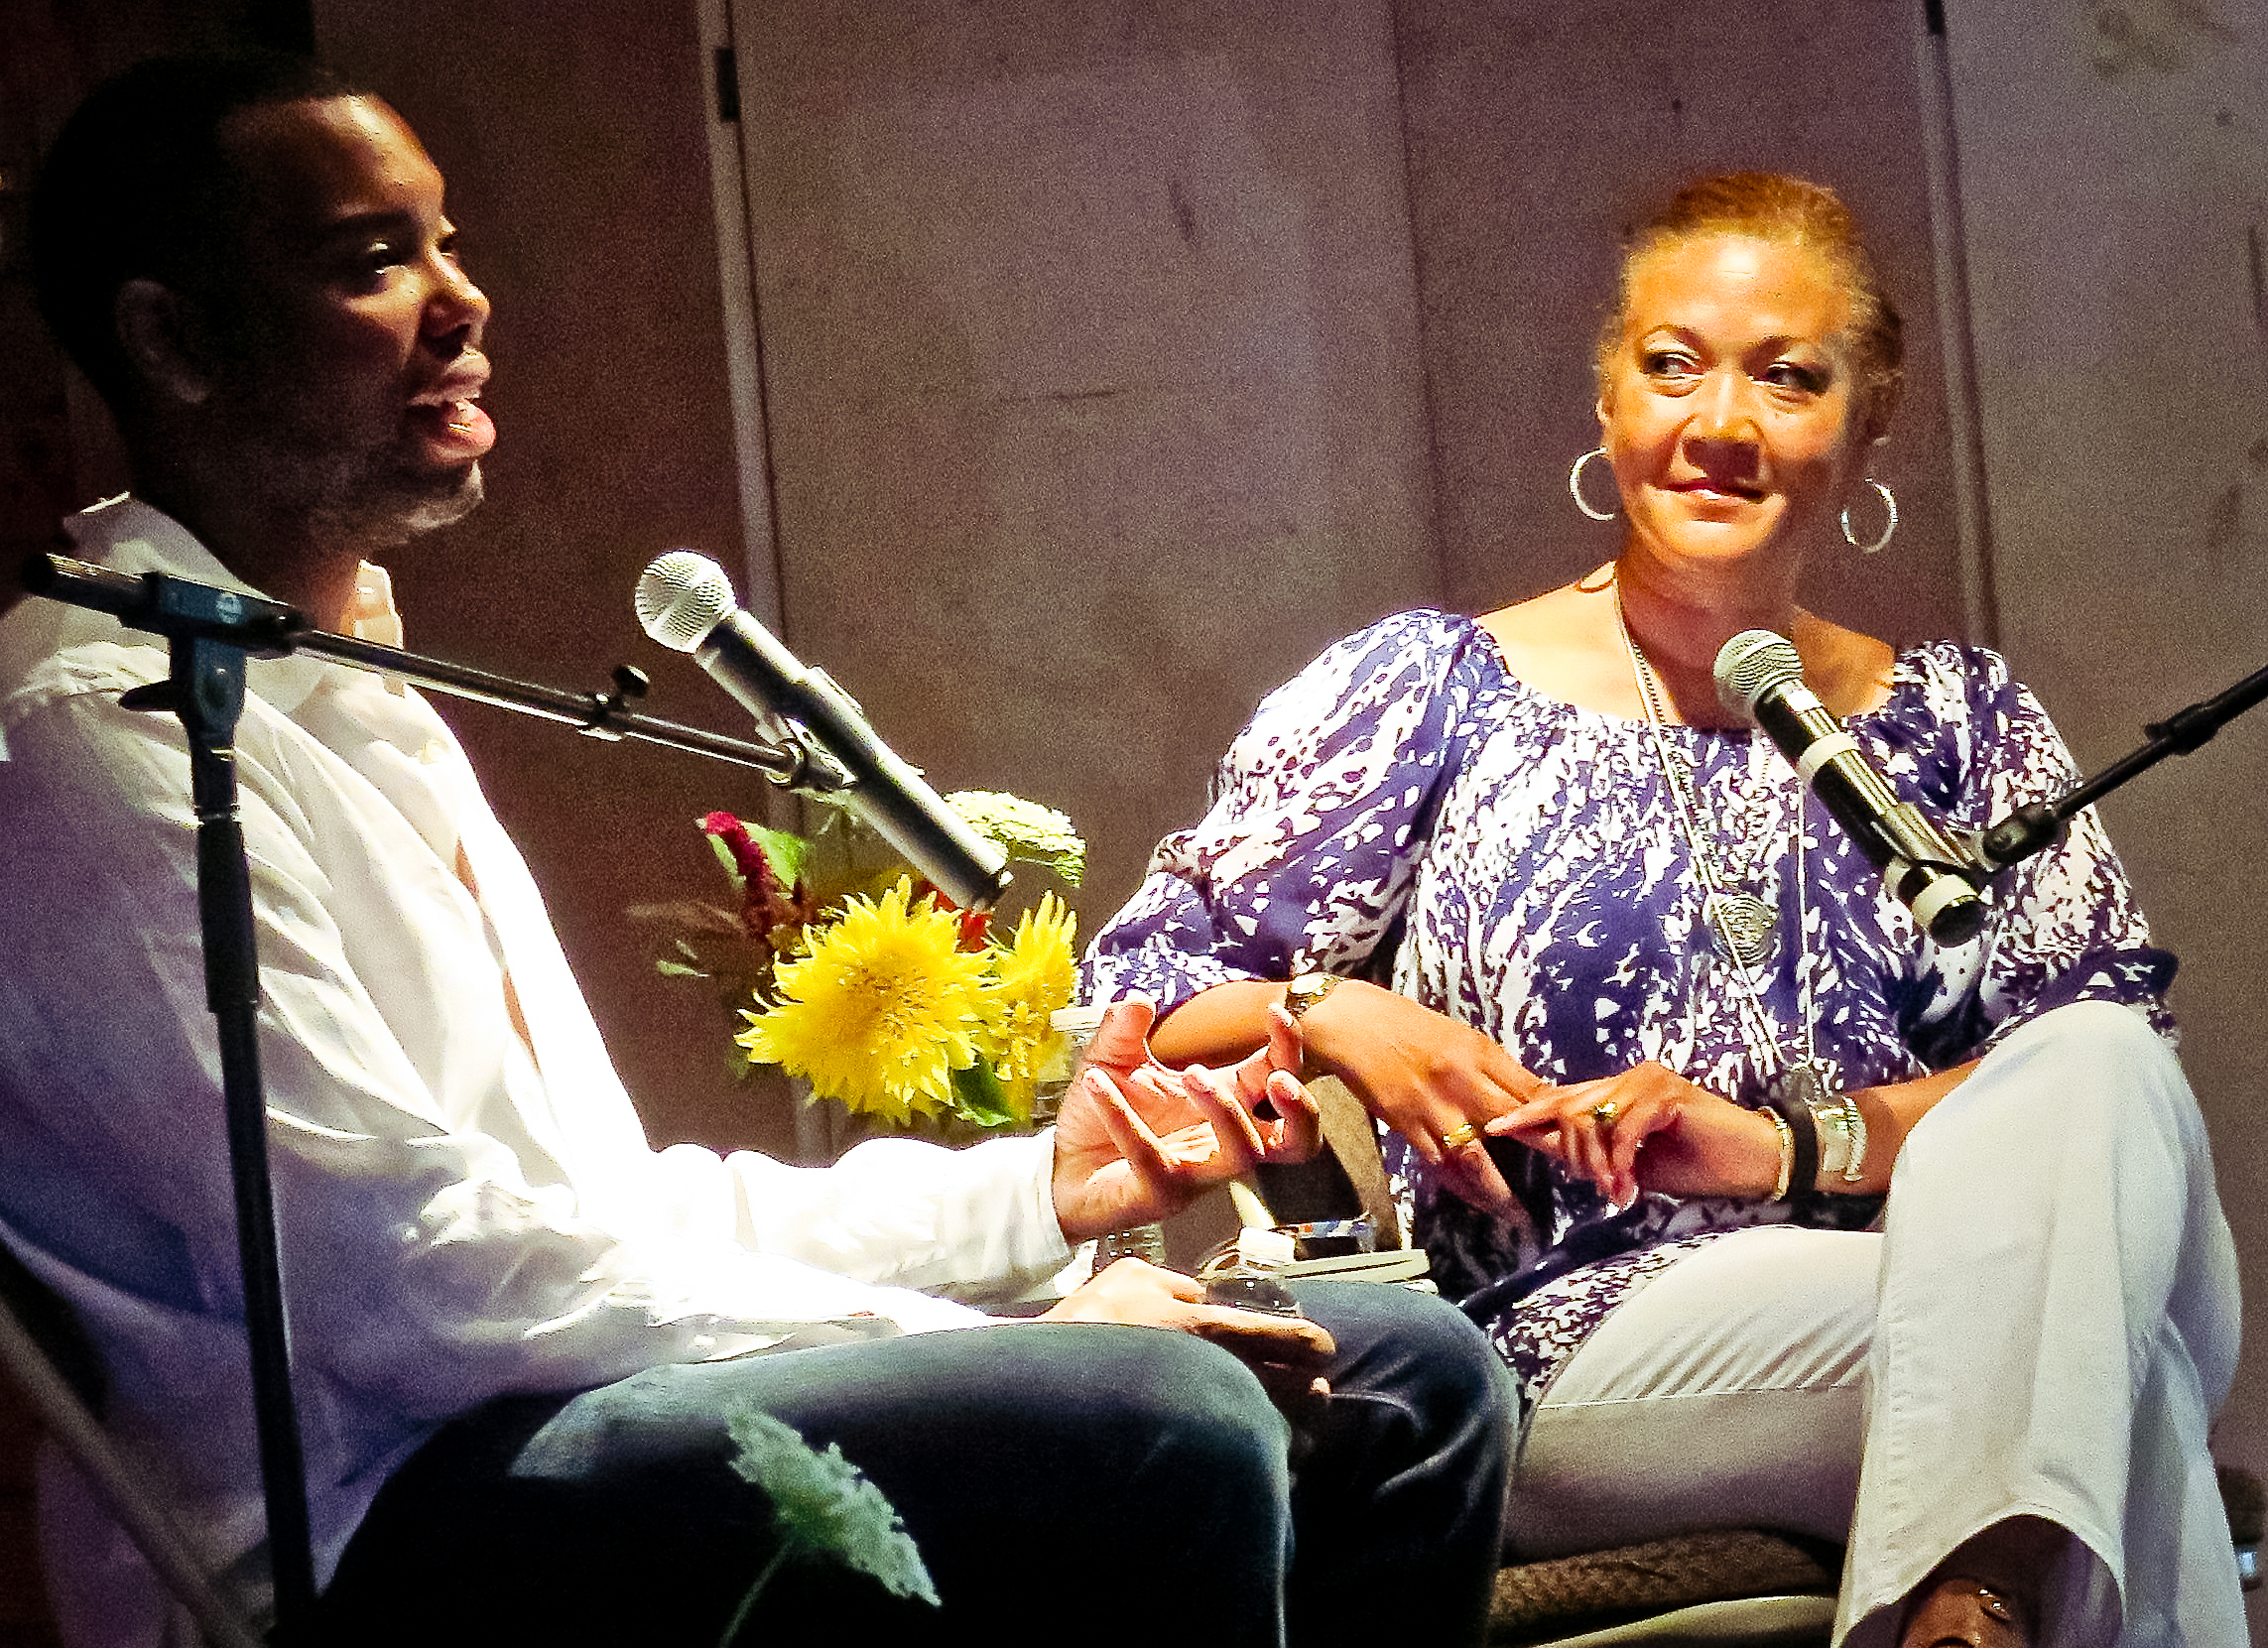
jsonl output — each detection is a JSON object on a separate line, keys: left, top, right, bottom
{"left": 24, "top": 554, "right": 828, "bottom": 1643}
{"left": 1970, "top": 659, "right": 2268, "bottom": 873}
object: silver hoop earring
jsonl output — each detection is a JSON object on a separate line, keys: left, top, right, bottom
{"left": 1840, "top": 478, "right": 1897, "bottom": 554}
{"left": 1570, "top": 446, "right": 1620, "bottom": 522}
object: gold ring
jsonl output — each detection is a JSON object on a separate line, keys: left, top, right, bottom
{"left": 1439, "top": 1122, "right": 1479, "bottom": 1151}
{"left": 1590, "top": 1100, "right": 1620, "bottom": 1128}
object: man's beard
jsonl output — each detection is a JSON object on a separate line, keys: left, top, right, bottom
{"left": 308, "top": 457, "right": 486, "bottom": 551}
{"left": 233, "top": 414, "right": 487, "bottom": 553}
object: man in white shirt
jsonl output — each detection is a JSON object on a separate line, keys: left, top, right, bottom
{"left": 4, "top": 51, "right": 1511, "bottom": 1648}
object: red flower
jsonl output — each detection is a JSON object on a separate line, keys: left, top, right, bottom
{"left": 701, "top": 812, "right": 771, "bottom": 888}
{"left": 700, "top": 811, "right": 801, "bottom": 931}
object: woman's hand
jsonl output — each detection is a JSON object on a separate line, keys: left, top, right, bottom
{"left": 1051, "top": 998, "right": 1323, "bottom": 1242}
{"left": 1296, "top": 980, "right": 1549, "bottom": 1217}
{"left": 1492, "top": 1062, "right": 1782, "bottom": 1206}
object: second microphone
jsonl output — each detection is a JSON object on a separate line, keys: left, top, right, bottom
{"left": 636, "top": 551, "right": 1013, "bottom": 913}
{"left": 1714, "top": 629, "right": 1986, "bottom": 947}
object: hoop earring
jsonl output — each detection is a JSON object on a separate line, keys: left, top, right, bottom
{"left": 1840, "top": 478, "right": 1897, "bottom": 554}
{"left": 1569, "top": 446, "right": 1620, "bottom": 522}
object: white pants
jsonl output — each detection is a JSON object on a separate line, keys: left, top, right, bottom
{"left": 1509, "top": 1002, "right": 2244, "bottom": 1648}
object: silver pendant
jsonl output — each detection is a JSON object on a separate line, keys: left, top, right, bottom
{"left": 1762, "top": 1058, "right": 1841, "bottom": 1117}
{"left": 1774, "top": 1059, "right": 1830, "bottom": 1111}
{"left": 1703, "top": 891, "right": 1778, "bottom": 970}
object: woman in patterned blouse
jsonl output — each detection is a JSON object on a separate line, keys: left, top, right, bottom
{"left": 1084, "top": 174, "right": 2240, "bottom": 1648}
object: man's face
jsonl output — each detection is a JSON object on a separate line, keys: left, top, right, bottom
{"left": 194, "top": 94, "right": 493, "bottom": 547}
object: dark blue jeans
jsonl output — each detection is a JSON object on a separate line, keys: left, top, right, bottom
{"left": 314, "top": 1282, "right": 1509, "bottom": 1647}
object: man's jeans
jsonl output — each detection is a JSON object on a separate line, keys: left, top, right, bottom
{"left": 315, "top": 1279, "right": 1511, "bottom": 1647}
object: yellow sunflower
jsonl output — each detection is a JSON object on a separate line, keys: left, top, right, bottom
{"left": 981, "top": 891, "right": 1079, "bottom": 1121}
{"left": 737, "top": 878, "right": 993, "bottom": 1125}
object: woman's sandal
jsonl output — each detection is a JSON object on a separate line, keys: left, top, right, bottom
{"left": 1897, "top": 1573, "right": 2033, "bottom": 1648}
{"left": 1896, "top": 1516, "right": 2065, "bottom": 1648}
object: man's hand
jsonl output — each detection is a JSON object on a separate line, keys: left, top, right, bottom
{"left": 1039, "top": 1257, "right": 1334, "bottom": 1400}
{"left": 1051, "top": 998, "right": 1322, "bottom": 1242}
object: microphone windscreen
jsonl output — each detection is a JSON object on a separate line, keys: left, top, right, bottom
{"left": 1713, "top": 628, "right": 1804, "bottom": 721}
{"left": 636, "top": 551, "right": 736, "bottom": 652}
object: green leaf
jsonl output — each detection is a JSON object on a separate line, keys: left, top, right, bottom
{"left": 703, "top": 829, "right": 748, "bottom": 894}
{"left": 733, "top": 821, "right": 811, "bottom": 890}
{"left": 721, "top": 1406, "right": 940, "bottom": 1612}
{"left": 946, "top": 1063, "right": 1018, "bottom": 1130}
{"left": 657, "top": 958, "right": 708, "bottom": 979}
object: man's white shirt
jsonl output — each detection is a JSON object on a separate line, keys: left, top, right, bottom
{"left": 0, "top": 497, "right": 1070, "bottom": 1625}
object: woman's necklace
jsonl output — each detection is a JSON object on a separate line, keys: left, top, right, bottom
{"left": 1613, "top": 588, "right": 1839, "bottom": 1112}
{"left": 1614, "top": 599, "right": 1778, "bottom": 969}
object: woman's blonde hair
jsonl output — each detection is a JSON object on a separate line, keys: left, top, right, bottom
{"left": 1596, "top": 172, "right": 1904, "bottom": 440}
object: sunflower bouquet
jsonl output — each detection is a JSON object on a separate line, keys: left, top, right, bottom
{"left": 638, "top": 792, "right": 1087, "bottom": 1136}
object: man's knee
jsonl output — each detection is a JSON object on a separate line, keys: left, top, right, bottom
{"left": 1053, "top": 1324, "right": 1294, "bottom": 1474}
{"left": 1301, "top": 1280, "right": 1513, "bottom": 1417}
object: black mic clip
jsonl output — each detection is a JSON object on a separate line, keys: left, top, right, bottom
{"left": 28, "top": 553, "right": 302, "bottom": 655}
{"left": 1960, "top": 803, "right": 2066, "bottom": 877}
{"left": 757, "top": 715, "right": 857, "bottom": 799}
{"left": 572, "top": 665, "right": 652, "bottom": 742}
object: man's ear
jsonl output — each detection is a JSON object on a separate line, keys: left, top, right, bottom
{"left": 113, "top": 279, "right": 214, "bottom": 408}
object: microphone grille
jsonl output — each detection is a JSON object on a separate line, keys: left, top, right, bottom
{"left": 1712, "top": 628, "right": 1804, "bottom": 720}
{"left": 636, "top": 551, "right": 735, "bottom": 653}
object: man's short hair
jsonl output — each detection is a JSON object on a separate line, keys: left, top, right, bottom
{"left": 31, "top": 51, "right": 365, "bottom": 408}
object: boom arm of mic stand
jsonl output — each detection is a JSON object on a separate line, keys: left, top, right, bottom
{"left": 25, "top": 553, "right": 831, "bottom": 788}
{"left": 297, "top": 630, "right": 854, "bottom": 791}
{"left": 1971, "top": 657, "right": 2268, "bottom": 873}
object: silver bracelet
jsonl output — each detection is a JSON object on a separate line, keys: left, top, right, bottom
{"left": 1839, "top": 1094, "right": 1869, "bottom": 1184}
{"left": 1802, "top": 1091, "right": 1869, "bottom": 1185}
{"left": 1764, "top": 1106, "right": 1795, "bottom": 1203}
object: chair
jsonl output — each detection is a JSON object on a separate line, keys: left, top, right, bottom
{"left": 0, "top": 1240, "right": 260, "bottom": 1648}
{"left": 1489, "top": 1531, "right": 1836, "bottom": 1646}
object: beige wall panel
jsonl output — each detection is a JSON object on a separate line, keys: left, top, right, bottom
{"left": 730, "top": 0, "right": 1442, "bottom": 917}
{"left": 1394, "top": 0, "right": 1970, "bottom": 647}
{"left": 314, "top": 0, "right": 799, "bottom": 1157}
{"left": 1937, "top": 0, "right": 2268, "bottom": 1585}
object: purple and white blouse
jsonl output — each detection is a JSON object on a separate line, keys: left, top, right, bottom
{"left": 1082, "top": 610, "right": 2174, "bottom": 1423}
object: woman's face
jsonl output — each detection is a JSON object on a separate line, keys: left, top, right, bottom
{"left": 1597, "top": 232, "right": 1868, "bottom": 584}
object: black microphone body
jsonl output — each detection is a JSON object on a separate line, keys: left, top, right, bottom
{"left": 1715, "top": 630, "right": 1987, "bottom": 947}
{"left": 638, "top": 554, "right": 1012, "bottom": 913}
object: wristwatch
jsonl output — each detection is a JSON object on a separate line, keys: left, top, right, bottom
{"left": 1283, "top": 972, "right": 1342, "bottom": 1019}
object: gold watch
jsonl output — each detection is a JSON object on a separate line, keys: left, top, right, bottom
{"left": 1283, "top": 973, "right": 1341, "bottom": 1019}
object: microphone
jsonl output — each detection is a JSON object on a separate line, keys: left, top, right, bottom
{"left": 1713, "top": 630, "right": 1987, "bottom": 946}
{"left": 636, "top": 551, "right": 1012, "bottom": 912}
